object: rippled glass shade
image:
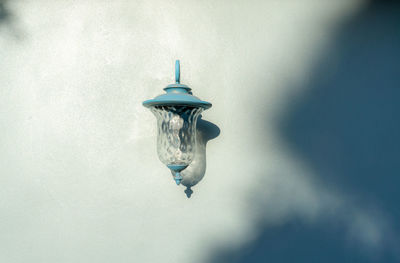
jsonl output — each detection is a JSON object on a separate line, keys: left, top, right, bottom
{"left": 150, "top": 106, "right": 203, "bottom": 167}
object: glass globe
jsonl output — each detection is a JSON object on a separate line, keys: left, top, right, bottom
{"left": 150, "top": 105, "right": 203, "bottom": 184}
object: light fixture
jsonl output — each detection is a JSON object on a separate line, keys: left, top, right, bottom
{"left": 143, "top": 60, "right": 212, "bottom": 185}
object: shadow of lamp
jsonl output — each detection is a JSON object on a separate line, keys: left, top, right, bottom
{"left": 178, "top": 116, "right": 220, "bottom": 197}
{"left": 143, "top": 60, "right": 212, "bottom": 185}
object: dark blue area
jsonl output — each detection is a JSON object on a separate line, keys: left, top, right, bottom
{"left": 211, "top": 219, "right": 397, "bottom": 263}
{"left": 209, "top": 1, "right": 400, "bottom": 262}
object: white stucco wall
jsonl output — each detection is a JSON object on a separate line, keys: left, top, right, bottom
{"left": 2, "top": 1, "right": 390, "bottom": 262}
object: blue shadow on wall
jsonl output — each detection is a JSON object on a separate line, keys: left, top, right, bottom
{"left": 0, "top": 0, "right": 11, "bottom": 22}
{"left": 208, "top": 0, "right": 400, "bottom": 262}
{"left": 0, "top": 0, "right": 23, "bottom": 39}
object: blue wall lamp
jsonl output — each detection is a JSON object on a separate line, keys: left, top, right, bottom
{"left": 143, "top": 60, "right": 212, "bottom": 185}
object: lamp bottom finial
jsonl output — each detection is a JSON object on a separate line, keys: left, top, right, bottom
{"left": 174, "top": 172, "right": 183, "bottom": 185}
{"left": 167, "top": 164, "right": 188, "bottom": 186}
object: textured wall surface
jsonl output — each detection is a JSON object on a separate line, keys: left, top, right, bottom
{"left": 1, "top": 1, "right": 399, "bottom": 262}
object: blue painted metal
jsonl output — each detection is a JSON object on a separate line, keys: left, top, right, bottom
{"left": 143, "top": 60, "right": 212, "bottom": 109}
{"left": 143, "top": 60, "right": 212, "bottom": 186}
{"left": 175, "top": 60, "right": 180, "bottom": 83}
{"left": 167, "top": 164, "right": 188, "bottom": 172}
{"left": 173, "top": 173, "right": 183, "bottom": 185}
{"left": 167, "top": 164, "right": 188, "bottom": 185}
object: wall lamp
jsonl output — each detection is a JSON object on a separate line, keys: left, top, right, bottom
{"left": 143, "top": 60, "right": 212, "bottom": 185}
